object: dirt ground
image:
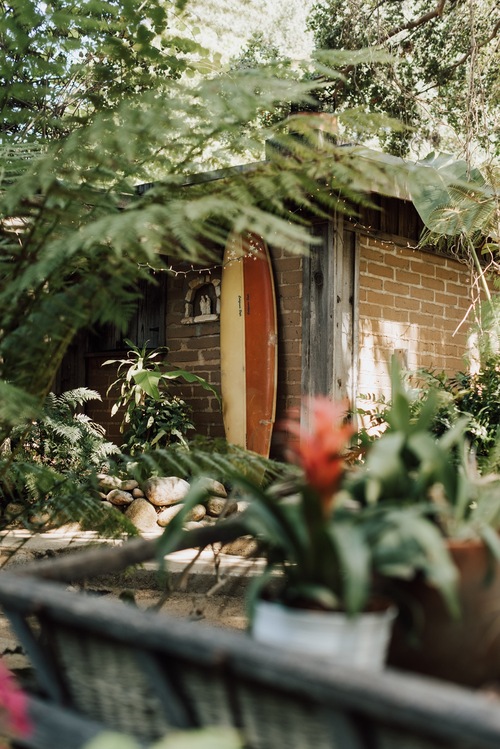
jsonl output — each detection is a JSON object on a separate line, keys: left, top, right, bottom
{"left": 126, "top": 586, "right": 247, "bottom": 628}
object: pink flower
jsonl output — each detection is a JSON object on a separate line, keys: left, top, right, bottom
{"left": 0, "top": 659, "right": 31, "bottom": 740}
{"left": 282, "top": 397, "right": 354, "bottom": 513}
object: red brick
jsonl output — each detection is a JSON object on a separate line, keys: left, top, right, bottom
{"left": 383, "top": 280, "right": 410, "bottom": 296}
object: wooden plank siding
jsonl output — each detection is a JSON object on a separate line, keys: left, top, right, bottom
{"left": 301, "top": 215, "right": 358, "bottom": 424}
{"left": 81, "top": 272, "right": 168, "bottom": 443}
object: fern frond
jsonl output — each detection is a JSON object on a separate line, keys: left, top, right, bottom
{"left": 44, "top": 420, "right": 82, "bottom": 444}
{"left": 56, "top": 388, "right": 102, "bottom": 409}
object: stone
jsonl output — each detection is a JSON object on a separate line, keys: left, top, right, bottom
{"left": 97, "top": 474, "right": 123, "bottom": 491}
{"left": 184, "top": 521, "right": 205, "bottom": 531}
{"left": 189, "top": 504, "right": 206, "bottom": 522}
{"left": 157, "top": 503, "right": 206, "bottom": 527}
{"left": 206, "top": 497, "right": 238, "bottom": 517}
{"left": 106, "top": 489, "right": 134, "bottom": 506}
{"left": 197, "top": 477, "right": 227, "bottom": 498}
{"left": 125, "top": 499, "right": 159, "bottom": 533}
{"left": 120, "top": 480, "right": 139, "bottom": 492}
{"left": 132, "top": 487, "right": 145, "bottom": 498}
{"left": 4, "top": 502, "right": 24, "bottom": 520}
{"left": 29, "top": 512, "right": 51, "bottom": 528}
{"left": 222, "top": 538, "right": 259, "bottom": 557}
{"left": 143, "top": 477, "right": 190, "bottom": 507}
{"left": 156, "top": 504, "right": 183, "bottom": 527}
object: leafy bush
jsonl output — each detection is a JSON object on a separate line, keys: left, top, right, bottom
{"left": 121, "top": 395, "right": 194, "bottom": 456}
{"left": 357, "top": 357, "right": 500, "bottom": 473}
{"left": 10, "top": 389, "right": 119, "bottom": 474}
{"left": 106, "top": 340, "right": 219, "bottom": 455}
{"left": 413, "top": 362, "right": 500, "bottom": 472}
{"left": 1, "top": 388, "right": 123, "bottom": 532}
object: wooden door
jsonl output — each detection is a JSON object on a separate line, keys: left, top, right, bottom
{"left": 301, "top": 216, "right": 358, "bottom": 421}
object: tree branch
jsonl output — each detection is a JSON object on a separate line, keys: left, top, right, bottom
{"left": 383, "top": 0, "right": 447, "bottom": 44}
{"left": 413, "top": 16, "right": 500, "bottom": 91}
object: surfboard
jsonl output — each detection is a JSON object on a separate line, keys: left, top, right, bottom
{"left": 220, "top": 232, "right": 278, "bottom": 457}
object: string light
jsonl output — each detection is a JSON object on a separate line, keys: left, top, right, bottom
{"left": 138, "top": 262, "right": 220, "bottom": 277}
{"left": 139, "top": 238, "right": 265, "bottom": 277}
{"left": 138, "top": 254, "right": 262, "bottom": 277}
{"left": 139, "top": 218, "right": 489, "bottom": 277}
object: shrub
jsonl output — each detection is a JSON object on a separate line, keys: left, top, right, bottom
{"left": 1, "top": 388, "right": 122, "bottom": 531}
{"left": 105, "top": 340, "right": 219, "bottom": 455}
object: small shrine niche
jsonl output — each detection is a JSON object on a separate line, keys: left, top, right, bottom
{"left": 181, "top": 274, "right": 220, "bottom": 325}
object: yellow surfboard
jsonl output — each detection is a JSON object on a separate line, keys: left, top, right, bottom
{"left": 220, "top": 233, "right": 278, "bottom": 457}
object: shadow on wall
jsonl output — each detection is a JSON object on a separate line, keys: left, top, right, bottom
{"left": 357, "top": 313, "right": 471, "bottom": 405}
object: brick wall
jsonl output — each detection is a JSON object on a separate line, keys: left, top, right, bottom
{"left": 165, "top": 268, "right": 224, "bottom": 441}
{"left": 357, "top": 233, "right": 473, "bottom": 401}
{"left": 164, "top": 230, "right": 475, "bottom": 446}
{"left": 273, "top": 247, "right": 303, "bottom": 419}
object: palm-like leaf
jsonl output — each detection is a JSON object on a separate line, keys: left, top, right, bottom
{"left": 408, "top": 152, "right": 498, "bottom": 241}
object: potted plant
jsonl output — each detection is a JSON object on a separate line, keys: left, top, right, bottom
{"left": 157, "top": 361, "right": 500, "bottom": 682}
{"left": 345, "top": 362, "right": 500, "bottom": 686}
{"left": 244, "top": 397, "right": 398, "bottom": 670}
{"left": 158, "top": 397, "right": 398, "bottom": 670}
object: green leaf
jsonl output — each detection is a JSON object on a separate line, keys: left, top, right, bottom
{"left": 233, "top": 474, "right": 309, "bottom": 568}
{"left": 479, "top": 525, "right": 500, "bottom": 566}
{"left": 246, "top": 564, "right": 279, "bottom": 622}
{"left": 132, "top": 370, "right": 162, "bottom": 400}
{"left": 413, "top": 389, "right": 439, "bottom": 432}
{"left": 362, "top": 431, "right": 407, "bottom": 501}
{"left": 328, "top": 521, "right": 371, "bottom": 614}
{"left": 150, "top": 428, "right": 167, "bottom": 446}
{"left": 408, "top": 153, "right": 496, "bottom": 238}
{"left": 384, "top": 510, "right": 460, "bottom": 618}
{"left": 0, "top": 380, "right": 41, "bottom": 425}
{"left": 285, "top": 583, "right": 340, "bottom": 611}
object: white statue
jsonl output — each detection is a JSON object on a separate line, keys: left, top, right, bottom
{"left": 200, "top": 295, "right": 211, "bottom": 315}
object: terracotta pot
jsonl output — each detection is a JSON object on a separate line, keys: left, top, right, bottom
{"left": 252, "top": 600, "right": 396, "bottom": 671}
{"left": 387, "top": 539, "right": 500, "bottom": 686}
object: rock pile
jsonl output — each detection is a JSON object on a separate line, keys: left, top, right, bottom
{"left": 96, "top": 473, "right": 241, "bottom": 537}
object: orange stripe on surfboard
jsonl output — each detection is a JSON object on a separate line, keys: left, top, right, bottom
{"left": 220, "top": 232, "right": 278, "bottom": 457}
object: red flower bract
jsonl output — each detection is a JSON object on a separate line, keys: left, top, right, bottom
{"left": 0, "top": 659, "right": 31, "bottom": 739}
{"left": 283, "top": 397, "right": 354, "bottom": 513}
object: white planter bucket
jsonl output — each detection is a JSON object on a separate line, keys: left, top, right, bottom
{"left": 252, "top": 600, "right": 396, "bottom": 671}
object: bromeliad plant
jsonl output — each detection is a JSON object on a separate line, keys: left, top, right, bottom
{"left": 157, "top": 398, "right": 370, "bottom": 614}
{"left": 248, "top": 398, "right": 361, "bottom": 612}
